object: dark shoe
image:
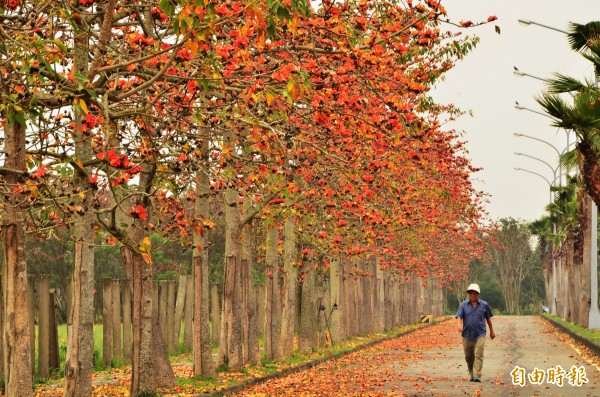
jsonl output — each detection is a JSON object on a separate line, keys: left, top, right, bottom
{"left": 473, "top": 377, "right": 481, "bottom": 382}
{"left": 469, "top": 377, "right": 475, "bottom": 382}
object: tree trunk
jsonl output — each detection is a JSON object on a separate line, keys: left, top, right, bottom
{"left": 343, "top": 263, "right": 354, "bottom": 336}
{"left": 566, "top": 237, "right": 577, "bottom": 322}
{"left": 123, "top": 282, "right": 132, "bottom": 362}
{"left": 540, "top": 237, "right": 553, "bottom": 312}
{"left": 580, "top": 193, "right": 592, "bottom": 327}
{"left": 329, "top": 258, "right": 343, "bottom": 346}
{"left": 193, "top": 154, "right": 215, "bottom": 376}
{"left": 2, "top": 117, "right": 33, "bottom": 396}
{"left": 280, "top": 212, "right": 297, "bottom": 357}
{"left": 122, "top": 247, "right": 174, "bottom": 395}
{"left": 102, "top": 279, "right": 113, "bottom": 367}
{"left": 374, "top": 259, "right": 384, "bottom": 332}
{"left": 560, "top": 248, "right": 569, "bottom": 319}
{"left": 64, "top": 216, "right": 95, "bottom": 397}
{"left": 555, "top": 249, "right": 564, "bottom": 318}
{"left": 217, "top": 186, "right": 243, "bottom": 370}
{"left": 573, "top": 219, "right": 584, "bottom": 326}
{"left": 173, "top": 275, "right": 187, "bottom": 351}
{"left": 210, "top": 284, "right": 220, "bottom": 347}
{"left": 166, "top": 281, "right": 176, "bottom": 352}
{"left": 193, "top": 254, "right": 214, "bottom": 375}
{"left": 578, "top": 138, "right": 600, "bottom": 209}
{"left": 64, "top": 0, "right": 115, "bottom": 391}
{"left": 298, "top": 269, "right": 317, "bottom": 353}
{"left": 183, "top": 277, "right": 194, "bottom": 349}
{"left": 264, "top": 223, "right": 282, "bottom": 360}
{"left": 241, "top": 197, "right": 259, "bottom": 365}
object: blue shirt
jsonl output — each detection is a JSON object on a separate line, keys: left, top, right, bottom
{"left": 455, "top": 299, "right": 493, "bottom": 342}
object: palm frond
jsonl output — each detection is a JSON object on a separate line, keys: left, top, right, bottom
{"left": 567, "top": 21, "right": 600, "bottom": 53}
{"left": 581, "top": 47, "right": 600, "bottom": 77}
{"left": 528, "top": 216, "right": 553, "bottom": 237}
{"left": 537, "top": 91, "right": 600, "bottom": 137}
{"left": 559, "top": 147, "right": 578, "bottom": 173}
{"left": 545, "top": 73, "right": 587, "bottom": 94}
{"left": 536, "top": 93, "right": 577, "bottom": 129}
{"left": 571, "top": 89, "right": 600, "bottom": 133}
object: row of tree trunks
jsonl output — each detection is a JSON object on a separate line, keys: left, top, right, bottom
{"left": 0, "top": 275, "right": 66, "bottom": 381}
{"left": 552, "top": 192, "right": 594, "bottom": 327}
{"left": 294, "top": 255, "right": 444, "bottom": 354}
{"left": 2, "top": 272, "right": 216, "bottom": 382}
{"left": 100, "top": 276, "right": 210, "bottom": 367}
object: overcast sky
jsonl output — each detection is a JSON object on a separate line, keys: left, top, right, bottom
{"left": 432, "top": 0, "right": 598, "bottom": 222}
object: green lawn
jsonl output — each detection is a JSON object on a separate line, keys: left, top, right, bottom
{"left": 34, "top": 324, "right": 104, "bottom": 380}
{"left": 39, "top": 322, "right": 191, "bottom": 379}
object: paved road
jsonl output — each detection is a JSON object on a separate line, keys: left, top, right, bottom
{"left": 235, "top": 316, "right": 600, "bottom": 396}
{"left": 374, "top": 315, "right": 600, "bottom": 396}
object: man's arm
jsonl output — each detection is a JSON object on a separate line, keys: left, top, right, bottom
{"left": 456, "top": 316, "right": 463, "bottom": 334}
{"left": 486, "top": 317, "right": 496, "bottom": 339}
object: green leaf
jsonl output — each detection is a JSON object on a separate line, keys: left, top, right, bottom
{"left": 276, "top": 6, "right": 291, "bottom": 20}
{"left": 15, "top": 111, "right": 26, "bottom": 128}
{"left": 160, "top": 0, "right": 176, "bottom": 16}
{"left": 27, "top": 108, "right": 40, "bottom": 118}
{"left": 7, "top": 109, "right": 15, "bottom": 124}
{"left": 51, "top": 39, "right": 68, "bottom": 54}
{"left": 199, "top": 79, "right": 209, "bottom": 91}
{"left": 282, "top": 89, "right": 293, "bottom": 105}
{"left": 74, "top": 72, "right": 90, "bottom": 82}
{"left": 266, "top": 17, "right": 276, "bottom": 38}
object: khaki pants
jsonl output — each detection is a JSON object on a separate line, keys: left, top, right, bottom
{"left": 463, "top": 336, "right": 486, "bottom": 378}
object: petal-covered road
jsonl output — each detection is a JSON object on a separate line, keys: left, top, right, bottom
{"left": 233, "top": 316, "right": 600, "bottom": 396}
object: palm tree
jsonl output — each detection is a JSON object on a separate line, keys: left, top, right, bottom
{"left": 536, "top": 21, "right": 600, "bottom": 326}
{"left": 537, "top": 22, "right": 600, "bottom": 207}
{"left": 546, "top": 177, "right": 581, "bottom": 321}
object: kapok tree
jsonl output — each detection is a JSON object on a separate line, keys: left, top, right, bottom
{"left": 247, "top": 0, "right": 491, "bottom": 291}
{"left": 194, "top": 0, "right": 494, "bottom": 357}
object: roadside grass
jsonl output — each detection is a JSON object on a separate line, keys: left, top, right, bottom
{"left": 32, "top": 319, "right": 434, "bottom": 394}
{"left": 545, "top": 313, "right": 600, "bottom": 344}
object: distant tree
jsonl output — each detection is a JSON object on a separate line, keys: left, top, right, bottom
{"left": 467, "top": 258, "right": 506, "bottom": 312}
{"left": 488, "top": 218, "right": 534, "bottom": 314}
{"left": 521, "top": 244, "right": 547, "bottom": 314}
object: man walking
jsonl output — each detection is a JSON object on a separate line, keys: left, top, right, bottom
{"left": 455, "top": 283, "right": 495, "bottom": 382}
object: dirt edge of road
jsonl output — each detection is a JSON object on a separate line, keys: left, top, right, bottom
{"left": 541, "top": 315, "right": 600, "bottom": 357}
{"left": 204, "top": 318, "right": 452, "bottom": 397}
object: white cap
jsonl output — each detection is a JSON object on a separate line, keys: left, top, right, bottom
{"left": 466, "top": 283, "right": 480, "bottom": 294}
